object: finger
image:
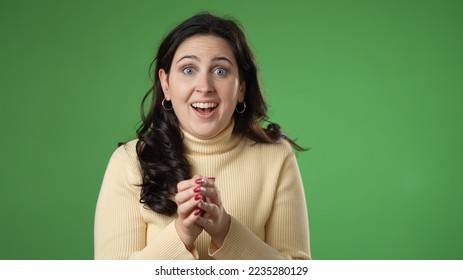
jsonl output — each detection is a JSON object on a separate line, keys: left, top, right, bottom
{"left": 200, "top": 188, "right": 221, "bottom": 209}
{"left": 175, "top": 175, "right": 203, "bottom": 204}
{"left": 204, "top": 177, "right": 216, "bottom": 187}
{"left": 181, "top": 207, "right": 203, "bottom": 229}
{"left": 175, "top": 184, "right": 203, "bottom": 205}
{"left": 177, "top": 194, "right": 204, "bottom": 218}
{"left": 197, "top": 199, "right": 219, "bottom": 218}
{"left": 195, "top": 215, "right": 214, "bottom": 229}
{"left": 193, "top": 177, "right": 218, "bottom": 197}
{"left": 177, "top": 176, "right": 200, "bottom": 192}
{"left": 200, "top": 186, "right": 220, "bottom": 200}
{"left": 194, "top": 177, "right": 215, "bottom": 187}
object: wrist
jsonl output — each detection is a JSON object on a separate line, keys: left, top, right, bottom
{"left": 211, "top": 213, "right": 231, "bottom": 248}
{"left": 174, "top": 219, "right": 196, "bottom": 251}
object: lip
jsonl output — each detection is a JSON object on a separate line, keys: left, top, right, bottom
{"left": 190, "top": 100, "right": 219, "bottom": 105}
{"left": 190, "top": 101, "right": 218, "bottom": 119}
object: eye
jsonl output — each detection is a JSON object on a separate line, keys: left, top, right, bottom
{"left": 213, "top": 67, "right": 228, "bottom": 77}
{"left": 182, "top": 67, "right": 195, "bottom": 75}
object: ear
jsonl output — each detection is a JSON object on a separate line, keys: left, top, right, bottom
{"left": 159, "top": 69, "right": 170, "bottom": 100}
{"left": 238, "top": 81, "right": 246, "bottom": 101}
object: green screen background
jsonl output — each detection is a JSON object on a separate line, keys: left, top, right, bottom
{"left": 1, "top": 0, "right": 462, "bottom": 260}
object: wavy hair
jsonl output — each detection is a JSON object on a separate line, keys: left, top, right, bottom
{"left": 136, "top": 13, "right": 306, "bottom": 216}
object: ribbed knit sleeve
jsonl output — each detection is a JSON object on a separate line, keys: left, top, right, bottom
{"left": 265, "top": 151, "right": 311, "bottom": 259}
{"left": 209, "top": 146, "right": 311, "bottom": 260}
{"left": 94, "top": 141, "right": 197, "bottom": 260}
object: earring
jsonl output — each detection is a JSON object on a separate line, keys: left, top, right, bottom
{"left": 162, "top": 98, "right": 173, "bottom": 110}
{"left": 235, "top": 101, "right": 246, "bottom": 114}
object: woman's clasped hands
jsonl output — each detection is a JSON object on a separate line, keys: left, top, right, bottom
{"left": 175, "top": 175, "right": 231, "bottom": 251}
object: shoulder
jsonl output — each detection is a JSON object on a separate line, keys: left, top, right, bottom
{"left": 105, "top": 139, "right": 141, "bottom": 184}
{"left": 240, "top": 136, "right": 296, "bottom": 166}
{"left": 115, "top": 139, "right": 138, "bottom": 155}
{"left": 110, "top": 139, "right": 138, "bottom": 163}
{"left": 243, "top": 137, "right": 294, "bottom": 155}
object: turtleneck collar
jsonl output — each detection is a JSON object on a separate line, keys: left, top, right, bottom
{"left": 181, "top": 120, "right": 242, "bottom": 155}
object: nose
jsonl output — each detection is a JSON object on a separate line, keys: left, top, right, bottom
{"left": 195, "top": 73, "right": 214, "bottom": 94}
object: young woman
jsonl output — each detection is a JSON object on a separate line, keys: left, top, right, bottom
{"left": 94, "top": 13, "right": 311, "bottom": 260}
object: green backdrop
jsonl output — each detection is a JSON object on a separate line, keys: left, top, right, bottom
{"left": 1, "top": 0, "right": 462, "bottom": 260}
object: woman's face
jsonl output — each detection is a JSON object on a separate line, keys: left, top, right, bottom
{"left": 159, "top": 35, "right": 245, "bottom": 139}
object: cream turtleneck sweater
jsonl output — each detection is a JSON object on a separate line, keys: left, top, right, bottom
{"left": 94, "top": 123, "right": 310, "bottom": 259}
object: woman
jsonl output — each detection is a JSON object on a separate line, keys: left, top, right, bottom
{"left": 94, "top": 13, "right": 311, "bottom": 260}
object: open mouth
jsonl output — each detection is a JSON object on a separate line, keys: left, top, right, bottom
{"left": 191, "top": 102, "right": 218, "bottom": 114}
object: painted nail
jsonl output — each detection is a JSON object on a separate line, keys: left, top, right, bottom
{"left": 195, "top": 178, "right": 204, "bottom": 184}
{"left": 207, "top": 177, "right": 216, "bottom": 181}
{"left": 194, "top": 186, "right": 201, "bottom": 193}
{"left": 194, "top": 209, "right": 201, "bottom": 216}
{"left": 195, "top": 194, "right": 202, "bottom": 201}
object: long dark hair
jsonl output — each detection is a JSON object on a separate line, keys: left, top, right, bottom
{"left": 136, "top": 13, "right": 306, "bottom": 216}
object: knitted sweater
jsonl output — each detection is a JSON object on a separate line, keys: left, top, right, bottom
{"left": 94, "top": 123, "right": 311, "bottom": 259}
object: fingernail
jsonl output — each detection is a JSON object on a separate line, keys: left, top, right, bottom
{"left": 194, "top": 186, "right": 201, "bottom": 193}
{"left": 194, "top": 209, "right": 201, "bottom": 216}
{"left": 207, "top": 177, "right": 216, "bottom": 182}
{"left": 195, "top": 194, "right": 202, "bottom": 201}
{"left": 195, "top": 178, "right": 204, "bottom": 184}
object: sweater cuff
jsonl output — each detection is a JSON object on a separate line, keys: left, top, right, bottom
{"left": 208, "top": 216, "right": 289, "bottom": 260}
{"left": 131, "top": 221, "right": 198, "bottom": 260}
{"left": 159, "top": 221, "right": 199, "bottom": 259}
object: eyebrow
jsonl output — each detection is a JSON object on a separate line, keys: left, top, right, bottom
{"left": 176, "top": 55, "right": 234, "bottom": 66}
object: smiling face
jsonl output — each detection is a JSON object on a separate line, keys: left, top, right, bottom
{"left": 159, "top": 35, "right": 245, "bottom": 139}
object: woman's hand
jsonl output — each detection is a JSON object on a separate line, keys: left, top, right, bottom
{"left": 195, "top": 177, "right": 231, "bottom": 249}
{"left": 174, "top": 175, "right": 204, "bottom": 251}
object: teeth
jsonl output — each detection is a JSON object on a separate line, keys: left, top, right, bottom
{"left": 192, "top": 102, "right": 218, "bottom": 109}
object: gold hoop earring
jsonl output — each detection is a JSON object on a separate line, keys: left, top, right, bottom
{"left": 235, "top": 101, "right": 246, "bottom": 114}
{"left": 162, "top": 98, "right": 173, "bottom": 110}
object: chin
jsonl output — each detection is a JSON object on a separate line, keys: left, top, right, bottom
{"left": 197, "top": 132, "right": 217, "bottom": 140}
{"left": 194, "top": 128, "right": 220, "bottom": 139}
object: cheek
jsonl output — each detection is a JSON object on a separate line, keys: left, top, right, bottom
{"left": 170, "top": 85, "right": 192, "bottom": 102}
{"left": 226, "top": 92, "right": 240, "bottom": 106}
{"left": 219, "top": 81, "right": 240, "bottom": 99}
